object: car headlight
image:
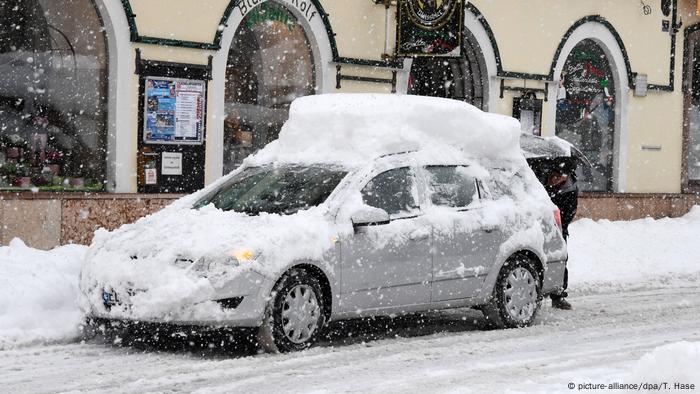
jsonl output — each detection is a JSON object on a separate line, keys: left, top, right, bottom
{"left": 189, "top": 250, "right": 258, "bottom": 274}
{"left": 230, "top": 249, "right": 255, "bottom": 264}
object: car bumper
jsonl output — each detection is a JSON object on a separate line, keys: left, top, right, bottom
{"left": 82, "top": 270, "right": 271, "bottom": 328}
{"left": 542, "top": 259, "right": 567, "bottom": 295}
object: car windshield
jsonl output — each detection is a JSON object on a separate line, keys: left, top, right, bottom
{"left": 193, "top": 166, "right": 347, "bottom": 215}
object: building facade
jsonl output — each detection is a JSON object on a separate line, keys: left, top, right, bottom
{"left": 1, "top": 0, "right": 700, "bottom": 248}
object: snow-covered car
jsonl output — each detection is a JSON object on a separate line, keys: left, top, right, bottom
{"left": 80, "top": 94, "right": 567, "bottom": 352}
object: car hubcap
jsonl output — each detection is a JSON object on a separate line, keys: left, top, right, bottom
{"left": 281, "top": 284, "right": 320, "bottom": 343}
{"left": 503, "top": 267, "right": 537, "bottom": 322}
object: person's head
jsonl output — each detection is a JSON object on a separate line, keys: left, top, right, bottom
{"left": 547, "top": 170, "right": 568, "bottom": 187}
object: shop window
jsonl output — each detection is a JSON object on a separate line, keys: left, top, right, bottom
{"left": 685, "top": 30, "right": 700, "bottom": 185}
{"left": 555, "top": 39, "right": 616, "bottom": 192}
{"left": 0, "top": 0, "right": 108, "bottom": 191}
{"left": 223, "top": 2, "right": 315, "bottom": 174}
{"left": 408, "top": 31, "right": 487, "bottom": 109}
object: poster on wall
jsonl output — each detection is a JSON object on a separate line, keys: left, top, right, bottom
{"left": 143, "top": 77, "right": 205, "bottom": 144}
{"left": 396, "top": 0, "right": 464, "bottom": 57}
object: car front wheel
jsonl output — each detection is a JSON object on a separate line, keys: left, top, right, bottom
{"left": 258, "top": 269, "right": 326, "bottom": 352}
{"left": 482, "top": 256, "right": 541, "bottom": 328}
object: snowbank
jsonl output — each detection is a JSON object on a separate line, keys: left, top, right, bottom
{"left": 567, "top": 206, "right": 700, "bottom": 292}
{"left": 248, "top": 93, "right": 523, "bottom": 167}
{"left": 628, "top": 341, "right": 700, "bottom": 386}
{"left": 0, "top": 239, "right": 87, "bottom": 349}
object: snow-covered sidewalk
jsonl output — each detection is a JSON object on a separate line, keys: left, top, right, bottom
{"left": 568, "top": 206, "right": 700, "bottom": 292}
{"left": 1, "top": 207, "right": 700, "bottom": 349}
{"left": 0, "top": 239, "right": 87, "bottom": 349}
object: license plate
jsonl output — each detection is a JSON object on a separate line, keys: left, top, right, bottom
{"left": 102, "top": 288, "right": 118, "bottom": 307}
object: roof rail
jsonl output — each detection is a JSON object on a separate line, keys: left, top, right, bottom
{"left": 376, "top": 150, "right": 418, "bottom": 160}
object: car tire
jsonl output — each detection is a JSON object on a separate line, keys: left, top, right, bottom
{"left": 482, "top": 255, "right": 542, "bottom": 329}
{"left": 258, "top": 268, "right": 326, "bottom": 353}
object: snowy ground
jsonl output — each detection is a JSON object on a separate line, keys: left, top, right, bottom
{"left": 1, "top": 287, "right": 699, "bottom": 393}
{"left": 1, "top": 209, "right": 700, "bottom": 392}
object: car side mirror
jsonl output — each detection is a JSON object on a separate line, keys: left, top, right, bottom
{"left": 351, "top": 206, "right": 390, "bottom": 227}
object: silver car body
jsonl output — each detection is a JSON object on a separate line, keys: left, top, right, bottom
{"left": 81, "top": 152, "right": 567, "bottom": 327}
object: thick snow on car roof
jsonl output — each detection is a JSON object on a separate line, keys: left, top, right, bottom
{"left": 247, "top": 93, "right": 523, "bottom": 168}
{"left": 520, "top": 133, "right": 572, "bottom": 159}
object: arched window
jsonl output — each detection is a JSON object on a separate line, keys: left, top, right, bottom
{"left": 223, "top": 1, "right": 315, "bottom": 174}
{"left": 0, "top": 0, "right": 108, "bottom": 191}
{"left": 408, "top": 30, "right": 487, "bottom": 109}
{"left": 555, "top": 39, "right": 616, "bottom": 192}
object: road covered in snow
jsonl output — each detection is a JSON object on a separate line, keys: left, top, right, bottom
{"left": 2, "top": 209, "right": 700, "bottom": 392}
{"left": 2, "top": 286, "right": 699, "bottom": 393}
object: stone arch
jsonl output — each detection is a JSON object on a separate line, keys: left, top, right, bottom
{"left": 95, "top": 0, "right": 135, "bottom": 192}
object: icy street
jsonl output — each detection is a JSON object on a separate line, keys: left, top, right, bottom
{"left": 2, "top": 286, "right": 700, "bottom": 393}
{"left": 3, "top": 209, "right": 700, "bottom": 393}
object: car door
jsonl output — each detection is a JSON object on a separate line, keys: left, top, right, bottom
{"left": 422, "top": 165, "right": 503, "bottom": 302}
{"left": 340, "top": 166, "right": 432, "bottom": 313}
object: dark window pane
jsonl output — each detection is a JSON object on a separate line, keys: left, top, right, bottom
{"left": 689, "top": 42, "right": 700, "bottom": 180}
{"left": 195, "top": 166, "right": 346, "bottom": 215}
{"left": 407, "top": 30, "right": 487, "bottom": 109}
{"left": 361, "top": 167, "right": 417, "bottom": 216}
{"left": 426, "top": 166, "right": 477, "bottom": 207}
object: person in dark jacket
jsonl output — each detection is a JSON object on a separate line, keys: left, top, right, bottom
{"left": 529, "top": 156, "right": 578, "bottom": 310}
{"left": 545, "top": 167, "right": 577, "bottom": 310}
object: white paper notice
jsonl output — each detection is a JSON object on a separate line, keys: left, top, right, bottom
{"left": 145, "top": 168, "right": 157, "bottom": 185}
{"left": 161, "top": 152, "right": 183, "bottom": 176}
{"left": 175, "top": 83, "right": 203, "bottom": 140}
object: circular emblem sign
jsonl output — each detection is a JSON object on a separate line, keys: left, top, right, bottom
{"left": 404, "top": 0, "right": 458, "bottom": 30}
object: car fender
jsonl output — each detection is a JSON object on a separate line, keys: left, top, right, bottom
{"left": 255, "top": 258, "right": 340, "bottom": 319}
{"left": 476, "top": 231, "right": 548, "bottom": 304}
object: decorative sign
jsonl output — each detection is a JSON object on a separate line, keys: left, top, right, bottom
{"left": 144, "top": 77, "right": 205, "bottom": 144}
{"left": 397, "top": 0, "right": 463, "bottom": 57}
{"left": 161, "top": 152, "right": 183, "bottom": 176}
{"left": 236, "top": 0, "right": 318, "bottom": 23}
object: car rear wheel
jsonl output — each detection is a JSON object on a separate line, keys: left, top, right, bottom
{"left": 258, "top": 269, "right": 326, "bottom": 352}
{"left": 482, "top": 256, "right": 541, "bottom": 328}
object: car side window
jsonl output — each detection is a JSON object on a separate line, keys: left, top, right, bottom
{"left": 361, "top": 167, "right": 418, "bottom": 216}
{"left": 425, "top": 165, "right": 478, "bottom": 208}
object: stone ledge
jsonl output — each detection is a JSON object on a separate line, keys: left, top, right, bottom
{"left": 2, "top": 193, "right": 699, "bottom": 249}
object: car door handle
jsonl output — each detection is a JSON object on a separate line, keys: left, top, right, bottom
{"left": 483, "top": 226, "right": 495, "bottom": 233}
{"left": 409, "top": 229, "right": 430, "bottom": 241}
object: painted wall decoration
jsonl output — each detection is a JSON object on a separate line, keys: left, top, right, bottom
{"left": 397, "top": 0, "right": 464, "bottom": 57}
{"left": 555, "top": 39, "right": 616, "bottom": 192}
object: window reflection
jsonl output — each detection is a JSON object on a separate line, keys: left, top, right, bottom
{"left": 688, "top": 43, "right": 700, "bottom": 181}
{"left": 223, "top": 2, "right": 315, "bottom": 174}
{"left": 0, "top": 0, "right": 107, "bottom": 191}
{"left": 555, "top": 39, "right": 616, "bottom": 192}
